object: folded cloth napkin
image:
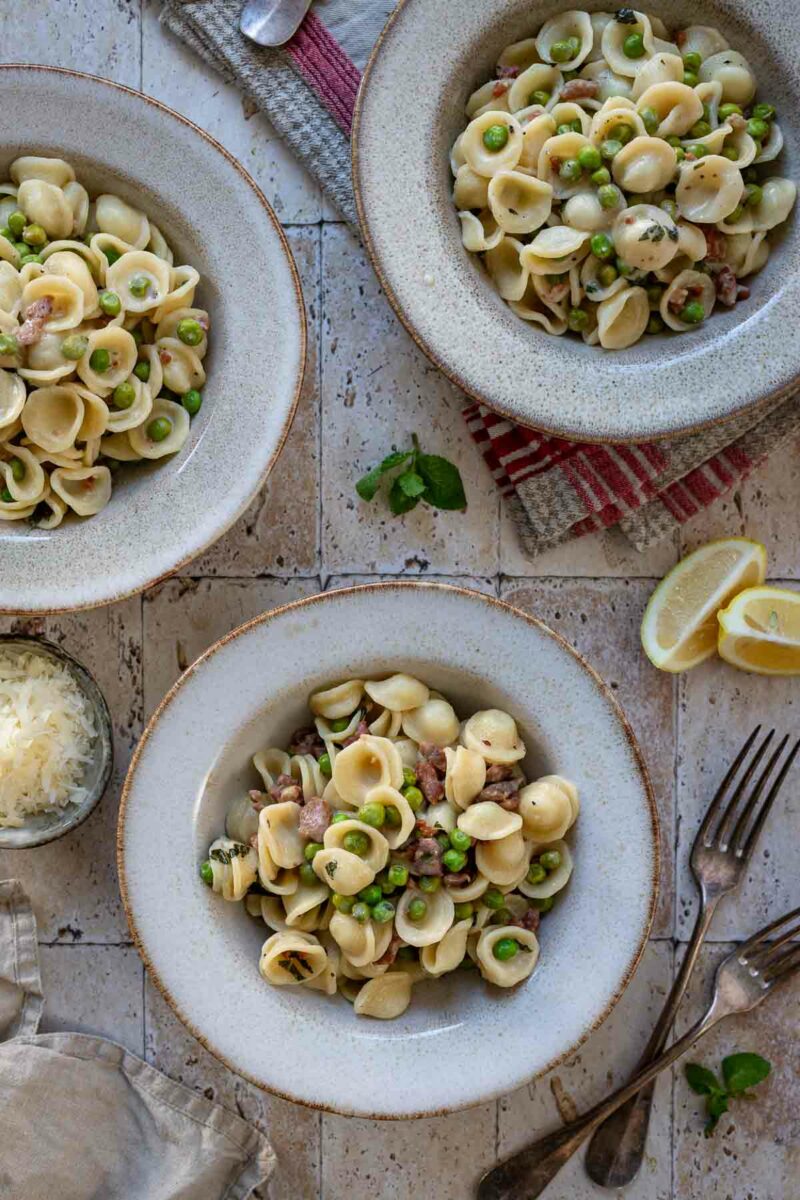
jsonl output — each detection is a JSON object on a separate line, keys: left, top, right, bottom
{"left": 162, "top": 0, "right": 800, "bottom": 557}
{"left": 0, "top": 879, "right": 275, "bottom": 1200}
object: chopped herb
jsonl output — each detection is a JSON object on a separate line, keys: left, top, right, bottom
{"left": 209, "top": 843, "right": 250, "bottom": 865}
{"left": 639, "top": 223, "right": 666, "bottom": 243}
{"left": 278, "top": 952, "right": 310, "bottom": 982}
{"left": 356, "top": 433, "right": 466, "bottom": 517}
{"left": 667, "top": 226, "right": 679, "bottom": 242}
{"left": 325, "top": 860, "right": 338, "bottom": 879}
{"left": 685, "top": 1052, "right": 771, "bottom": 1136}
{"left": 615, "top": 7, "right": 637, "bottom": 23}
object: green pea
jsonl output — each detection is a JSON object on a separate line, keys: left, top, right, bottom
{"left": 146, "top": 416, "right": 173, "bottom": 443}
{"left": 454, "top": 902, "right": 473, "bottom": 921}
{"left": 646, "top": 283, "right": 664, "bottom": 306}
{"left": 20, "top": 252, "right": 43, "bottom": 266}
{"left": 597, "top": 263, "right": 618, "bottom": 288}
{"left": 719, "top": 102, "right": 743, "bottom": 120}
{"left": 682, "top": 51, "right": 702, "bottom": 71}
{"left": 22, "top": 223, "right": 46, "bottom": 247}
{"left": 104, "top": 247, "right": 121, "bottom": 266}
{"left": 329, "top": 715, "right": 351, "bottom": 733}
{"left": 726, "top": 203, "right": 746, "bottom": 224}
{"left": 343, "top": 830, "right": 370, "bottom": 856}
{"left": 133, "top": 360, "right": 150, "bottom": 383}
{"left": 0, "top": 227, "right": 9, "bottom": 240}
{"left": 442, "top": 848, "right": 467, "bottom": 873}
{"left": 666, "top": 135, "right": 683, "bottom": 148}
{"left": 8, "top": 457, "right": 25, "bottom": 483}
{"left": 751, "top": 102, "right": 775, "bottom": 122}
{"left": 482, "top": 124, "right": 509, "bottom": 153}
{"left": 646, "top": 313, "right": 665, "bottom": 335}
{"left": 384, "top": 806, "right": 401, "bottom": 830}
{"left": 685, "top": 143, "right": 709, "bottom": 159}
{"left": 529, "top": 90, "right": 551, "bottom": 107}
{"left": 679, "top": 299, "right": 705, "bottom": 324}
{"left": 570, "top": 118, "right": 583, "bottom": 133}
{"left": 298, "top": 862, "right": 317, "bottom": 885}
{"left": 110, "top": 382, "right": 134, "bottom": 412}
{"left": 7, "top": 210, "right": 26, "bottom": 238}
{"left": 98, "top": 289, "right": 121, "bottom": 317}
{"left": 600, "top": 139, "right": 623, "bottom": 161}
{"left": 89, "top": 348, "right": 111, "bottom": 373}
{"left": 610, "top": 123, "right": 634, "bottom": 145}
{"left": 559, "top": 158, "right": 582, "bottom": 182}
{"left": 540, "top": 849, "right": 562, "bottom": 872}
{"left": 358, "top": 883, "right": 383, "bottom": 906}
{"left": 674, "top": 147, "right": 686, "bottom": 163}
{"left": 378, "top": 872, "right": 396, "bottom": 895}
{"left": 200, "top": 860, "right": 213, "bottom": 886}
{"left": 576, "top": 145, "right": 601, "bottom": 172}
{"left": 177, "top": 317, "right": 204, "bottom": 346}
{"left": 550, "top": 36, "right": 580, "bottom": 63}
{"left": 747, "top": 117, "right": 769, "bottom": 141}
{"left": 14, "top": 241, "right": 28, "bottom": 256}
{"left": 567, "top": 307, "right": 589, "bottom": 332}
{"left": 304, "top": 841, "right": 324, "bottom": 862}
{"left": 0, "top": 487, "right": 13, "bottom": 503}
{"left": 493, "top": 937, "right": 520, "bottom": 961}
{"left": 331, "top": 811, "right": 350, "bottom": 824}
{"left": 527, "top": 862, "right": 547, "bottom": 885}
{"left": 407, "top": 897, "right": 428, "bottom": 922}
{"left": 745, "top": 183, "right": 763, "bottom": 207}
{"left": 402, "top": 766, "right": 417, "bottom": 788}
{"left": 435, "top": 832, "right": 451, "bottom": 852}
{"left": 61, "top": 334, "right": 89, "bottom": 361}
{"left": 317, "top": 751, "right": 332, "bottom": 777}
{"left": 590, "top": 233, "right": 614, "bottom": 261}
{"left": 358, "top": 802, "right": 386, "bottom": 828}
{"left": 331, "top": 892, "right": 354, "bottom": 913}
{"left": 721, "top": 146, "right": 740, "bottom": 161}
{"left": 659, "top": 198, "right": 679, "bottom": 221}
{"left": 598, "top": 184, "right": 622, "bottom": 209}
{"left": 623, "top": 31, "right": 645, "bottom": 58}
{"left": 402, "top": 785, "right": 424, "bottom": 811}
{"left": 690, "top": 120, "right": 712, "bottom": 139}
{"left": 0, "top": 333, "right": 19, "bottom": 356}
{"left": 449, "top": 828, "right": 472, "bottom": 853}
{"left": 639, "top": 106, "right": 659, "bottom": 135}
{"left": 683, "top": 70, "right": 699, "bottom": 87}
{"left": 387, "top": 863, "right": 409, "bottom": 888}
{"left": 557, "top": 123, "right": 575, "bottom": 136}
{"left": 130, "top": 325, "right": 144, "bottom": 346}
{"left": 590, "top": 166, "right": 611, "bottom": 186}
{"left": 128, "top": 273, "right": 151, "bottom": 299}
{"left": 351, "top": 901, "right": 370, "bottom": 924}
{"left": 419, "top": 875, "right": 441, "bottom": 894}
{"left": 615, "top": 257, "right": 634, "bottom": 277}
{"left": 483, "top": 888, "right": 505, "bottom": 910}
{"left": 531, "top": 896, "right": 555, "bottom": 912}
{"left": 371, "top": 899, "right": 395, "bottom": 924}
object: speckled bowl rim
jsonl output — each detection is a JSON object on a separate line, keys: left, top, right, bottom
{"left": 352, "top": 0, "right": 800, "bottom": 445}
{"left": 0, "top": 63, "right": 306, "bottom": 615}
{"left": 117, "top": 581, "right": 660, "bottom": 1119}
{"left": 0, "top": 634, "right": 114, "bottom": 848}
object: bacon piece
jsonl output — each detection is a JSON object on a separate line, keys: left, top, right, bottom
{"left": 418, "top": 742, "right": 447, "bottom": 774}
{"left": 248, "top": 789, "right": 268, "bottom": 811}
{"left": 513, "top": 908, "right": 541, "bottom": 933}
{"left": 341, "top": 718, "right": 369, "bottom": 747}
{"left": 410, "top": 837, "right": 443, "bottom": 876}
{"left": 559, "top": 79, "right": 599, "bottom": 102}
{"left": 16, "top": 296, "right": 53, "bottom": 346}
{"left": 416, "top": 759, "right": 444, "bottom": 803}
{"left": 376, "top": 932, "right": 403, "bottom": 966}
{"left": 736, "top": 284, "right": 750, "bottom": 302}
{"left": 715, "top": 265, "right": 739, "bottom": 307}
{"left": 477, "top": 780, "right": 520, "bottom": 810}
{"left": 676, "top": 29, "right": 687, "bottom": 48}
{"left": 485, "top": 763, "right": 514, "bottom": 784}
{"left": 492, "top": 81, "right": 510, "bottom": 98}
{"left": 667, "top": 285, "right": 689, "bottom": 314}
{"left": 269, "top": 773, "right": 301, "bottom": 804}
{"left": 698, "top": 224, "right": 724, "bottom": 262}
{"left": 415, "top": 819, "right": 437, "bottom": 839}
{"left": 496, "top": 64, "right": 520, "bottom": 80}
{"left": 298, "top": 797, "right": 331, "bottom": 841}
{"left": 288, "top": 726, "right": 325, "bottom": 758}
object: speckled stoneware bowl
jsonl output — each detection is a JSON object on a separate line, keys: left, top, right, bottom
{"left": 353, "top": 0, "right": 800, "bottom": 443}
{"left": 0, "top": 635, "right": 113, "bottom": 848}
{"left": 0, "top": 65, "right": 305, "bottom": 614}
{"left": 118, "top": 583, "right": 659, "bottom": 1118}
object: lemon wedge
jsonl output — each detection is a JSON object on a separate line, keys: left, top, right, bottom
{"left": 641, "top": 538, "right": 767, "bottom": 672}
{"left": 718, "top": 586, "right": 800, "bottom": 675}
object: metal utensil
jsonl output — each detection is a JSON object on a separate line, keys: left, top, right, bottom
{"left": 239, "top": 0, "right": 312, "bottom": 47}
{"left": 478, "top": 903, "right": 800, "bottom": 1200}
{"left": 585, "top": 726, "right": 800, "bottom": 1187}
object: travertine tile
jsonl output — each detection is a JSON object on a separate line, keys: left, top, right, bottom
{"left": 39, "top": 944, "right": 144, "bottom": 1054}
{"left": 179, "top": 228, "right": 321, "bottom": 577}
{"left": 498, "top": 941, "right": 673, "bottom": 1200}
{"left": 501, "top": 507, "right": 679, "bottom": 579}
{"left": 676, "top": 653, "right": 800, "bottom": 941}
{"left": 0, "top": 600, "right": 142, "bottom": 943}
{"left": 141, "top": 0, "right": 322, "bottom": 223}
{"left": 142, "top": 576, "right": 321, "bottom": 716}
{"left": 1, "top": 0, "right": 141, "bottom": 84}
{"left": 320, "top": 224, "right": 500, "bottom": 577}
{"left": 321, "top": 1103, "right": 497, "bottom": 1200}
{"left": 144, "top": 979, "right": 319, "bottom": 1200}
{"left": 501, "top": 579, "right": 676, "bottom": 937}
{"left": 673, "top": 943, "right": 799, "bottom": 1199}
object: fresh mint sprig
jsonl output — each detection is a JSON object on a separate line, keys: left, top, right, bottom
{"left": 685, "top": 1052, "right": 771, "bottom": 1136}
{"left": 356, "top": 434, "right": 467, "bottom": 516}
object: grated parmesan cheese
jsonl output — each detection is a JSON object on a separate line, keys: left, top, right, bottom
{"left": 0, "top": 649, "right": 97, "bottom": 828}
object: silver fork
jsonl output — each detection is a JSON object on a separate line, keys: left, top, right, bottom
{"left": 583, "top": 725, "right": 800, "bottom": 1187}
{"left": 478, "top": 904, "right": 800, "bottom": 1200}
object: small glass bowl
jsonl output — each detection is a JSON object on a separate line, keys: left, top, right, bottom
{"left": 0, "top": 635, "right": 114, "bottom": 849}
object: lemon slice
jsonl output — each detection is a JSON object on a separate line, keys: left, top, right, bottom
{"left": 641, "top": 538, "right": 767, "bottom": 672}
{"left": 718, "top": 586, "right": 800, "bottom": 675}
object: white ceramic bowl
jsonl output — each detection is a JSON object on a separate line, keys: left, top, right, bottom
{"left": 0, "top": 65, "right": 305, "bottom": 613}
{"left": 119, "top": 583, "right": 659, "bottom": 1118}
{"left": 353, "top": 0, "right": 800, "bottom": 442}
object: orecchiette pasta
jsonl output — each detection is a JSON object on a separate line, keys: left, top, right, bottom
{"left": 450, "top": 12, "right": 794, "bottom": 351}
{"left": 201, "top": 676, "right": 580, "bottom": 1018}
{"left": 0, "top": 156, "right": 209, "bottom": 526}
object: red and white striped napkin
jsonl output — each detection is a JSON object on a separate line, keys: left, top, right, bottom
{"left": 163, "top": 0, "right": 800, "bottom": 556}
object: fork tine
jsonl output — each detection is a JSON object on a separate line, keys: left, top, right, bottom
{"left": 735, "top": 735, "right": 800, "bottom": 857}
{"left": 748, "top": 920, "right": 800, "bottom": 967}
{"left": 695, "top": 725, "right": 764, "bottom": 846}
{"left": 765, "top": 944, "right": 800, "bottom": 982}
{"left": 713, "top": 728, "right": 777, "bottom": 848}
{"left": 739, "top": 904, "right": 800, "bottom": 959}
{"left": 725, "top": 732, "right": 791, "bottom": 852}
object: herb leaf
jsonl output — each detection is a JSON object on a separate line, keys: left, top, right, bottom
{"left": 416, "top": 454, "right": 467, "bottom": 510}
{"left": 397, "top": 470, "right": 427, "bottom": 499}
{"left": 685, "top": 1063, "right": 723, "bottom": 1096}
{"left": 615, "top": 7, "right": 637, "bottom": 23}
{"left": 355, "top": 450, "right": 413, "bottom": 502}
{"left": 705, "top": 1091, "right": 729, "bottom": 1136}
{"left": 389, "top": 475, "right": 421, "bottom": 515}
{"left": 722, "top": 1052, "right": 771, "bottom": 1096}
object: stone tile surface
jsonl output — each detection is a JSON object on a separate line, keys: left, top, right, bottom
{"left": 1, "top": 0, "right": 141, "bottom": 83}
{"left": 38, "top": 944, "right": 144, "bottom": 1053}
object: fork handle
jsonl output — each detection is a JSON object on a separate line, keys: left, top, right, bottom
{"left": 584, "top": 899, "right": 719, "bottom": 1187}
{"left": 478, "top": 1014, "right": 715, "bottom": 1200}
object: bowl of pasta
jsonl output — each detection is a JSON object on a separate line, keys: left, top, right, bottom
{"left": 353, "top": 1, "right": 800, "bottom": 442}
{"left": 0, "top": 65, "right": 305, "bottom": 613}
{"left": 118, "top": 583, "right": 659, "bottom": 1117}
